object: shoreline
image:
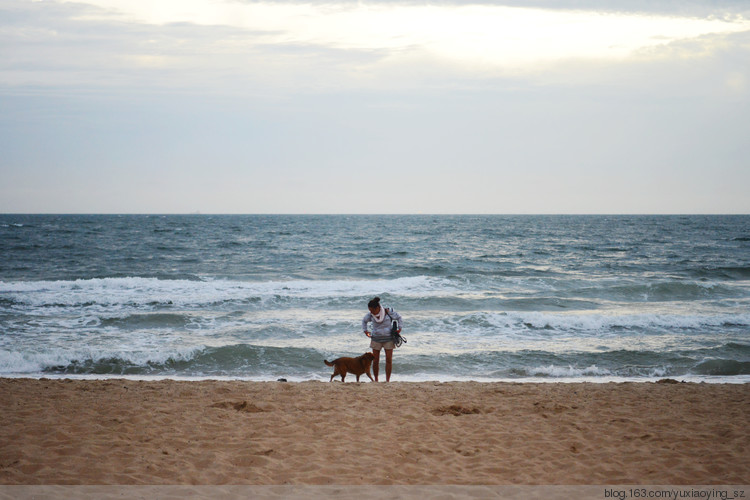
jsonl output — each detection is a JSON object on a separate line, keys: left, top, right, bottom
{"left": 2, "top": 374, "right": 749, "bottom": 384}
{"left": 1, "top": 379, "right": 748, "bottom": 485}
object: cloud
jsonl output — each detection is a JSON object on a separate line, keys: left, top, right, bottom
{"left": 1, "top": 0, "right": 748, "bottom": 214}
{"left": 3, "top": 0, "right": 750, "bottom": 95}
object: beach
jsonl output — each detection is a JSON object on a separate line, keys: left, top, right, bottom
{"left": 0, "top": 378, "right": 747, "bottom": 485}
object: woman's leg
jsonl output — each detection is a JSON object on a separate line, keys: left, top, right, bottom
{"left": 385, "top": 348, "right": 393, "bottom": 382}
{"left": 372, "top": 348, "right": 381, "bottom": 381}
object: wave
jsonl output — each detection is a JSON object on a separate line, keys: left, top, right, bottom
{"left": 0, "top": 345, "right": 204, "bottom": 375}
{"left": 573, "top": 281, "right": 745, "bottom": 302}
{"left": 98, "top": 312, "right": 199, "bottom": 329}
{"left": 513, "top": 364, "right": 615, "bottom": 378}
{"left": 0, "top": 276, "right": 454, "bottom": 310}
{"left": 2, "top": 342, "right": 748, "bottom": 379}
{"left": 693, "top": 359, "right": 750, "bottom": 376}
{"left": 518, "top": 311, "right": 750, "bottom": 331}
{"left": 400, "top": 346, "right": 750, "bottom": 379}
{"left": 0, "top": 344, "right": 324, "bottom": 377}
{"left": 2, "top": 272, "right": 747, "bottom": 321}
{"left": 690, "top": 266, "right": 750, "bottom": 280}
{"left": 421, "top": 311, "right": 750, "bottom": 338}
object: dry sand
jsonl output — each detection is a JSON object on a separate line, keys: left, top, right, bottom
{"left": 0, "top": 378, "right": 748, "bottom": 485}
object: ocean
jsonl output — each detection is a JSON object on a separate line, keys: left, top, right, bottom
{"left": 1, "top": 214, "right": 749, "bottom": 382}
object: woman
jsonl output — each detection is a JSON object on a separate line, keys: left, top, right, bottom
{"left": 361, "top": 296, "right": 403, "bottom": 382}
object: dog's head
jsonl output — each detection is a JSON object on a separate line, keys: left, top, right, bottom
{"left": 361, "top": 352, "right": 375, "bottom": 361}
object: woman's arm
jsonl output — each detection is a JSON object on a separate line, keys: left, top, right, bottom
{"left": 362, "top": 312, "right": 372, "bottom": 334}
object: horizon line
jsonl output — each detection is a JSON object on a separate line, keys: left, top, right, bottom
{"left": 2, "top": 212, "right": 749, "bottom": 217}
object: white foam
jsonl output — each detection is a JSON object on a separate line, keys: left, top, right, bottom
{"left": 408, "top": 310, "right": 750, "bottom": 349}
{"left": 0, "top": 344, "right": 205, "bottom": 375}
{"left": 495, "top": 310, "right": 750, "bottom": 332}
{"left": 528, "top": 364, "right": 612, "bottom": 378}
{"left": 0, "top": 276, "right": 455, "bottom": 311}
{"left": 0, "top": 350, "right": 58, "bottom": 373}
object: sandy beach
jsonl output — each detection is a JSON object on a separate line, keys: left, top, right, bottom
{"left": 0, "top": 378, "right": 747, "bottom": 485}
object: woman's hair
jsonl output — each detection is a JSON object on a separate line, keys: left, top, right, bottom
{"left": 368, "top": 297, "right": 381, "bottom": 309}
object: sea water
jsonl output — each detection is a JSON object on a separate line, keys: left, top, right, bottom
{"left": 1, "top": 214, "right": 748, "bottom": 382}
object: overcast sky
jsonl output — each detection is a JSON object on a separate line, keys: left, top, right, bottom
{"left": 2, "top": 0, "right": 749, "bottom": 214}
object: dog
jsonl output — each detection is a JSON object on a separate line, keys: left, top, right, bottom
{"left": 324, "top": 352, "right": 375, "bottom": 382}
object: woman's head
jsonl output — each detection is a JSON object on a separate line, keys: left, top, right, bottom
{"left": 368, "top": 296, "right": 381, "bottom": 313}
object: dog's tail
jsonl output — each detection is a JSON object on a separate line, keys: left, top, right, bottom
{"left": 324, "top": 359, "right": 335, "bottom": 367}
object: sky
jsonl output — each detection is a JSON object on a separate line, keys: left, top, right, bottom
{"left": 1, "top": 0, "right": 749, "bottom": 214}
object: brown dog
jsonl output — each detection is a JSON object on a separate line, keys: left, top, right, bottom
{"left": 324, "top": 352, "right": 375, "bottom": 382}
